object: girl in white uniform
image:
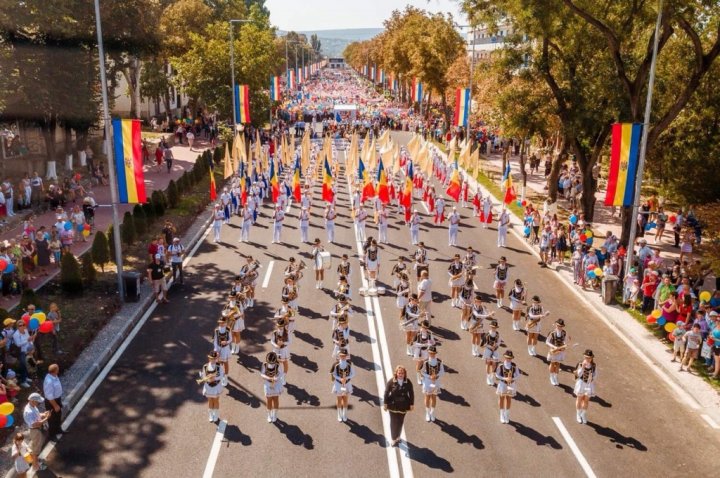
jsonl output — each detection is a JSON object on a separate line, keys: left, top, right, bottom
{"left": 261, "top": 352, "right": 284, "bottom": 423}
{"left": 508, "top": 279, "right": 527, "bottom": 331}
{"left": 447, "top": 254, "right": 465, "bottom": 308}
{"left": 364, "top": 238, "right": 380, "bottom": 289}
{"left": 212, "top": 204, "right": 224, "bottom": 242}
{"left": 199, "top": 351, "right": 225, "bottom": 422}
{"left": 421, "top": 346, "right": 445, "bottom": 422}
{"left": 378, "top": 205, "right": 389, "bottom": 243}
{"left": 546, "top": 319, "right": 569, "bottom": 386}
{"left": 213, "top": 318, "right": 231, "bottom": 386}
{"left": 413, "top": 320, "right": 436, "bottom": 384}
{"left": 299, "top": 207, "right": 310, "bottom": 243}
{"left": 573, "top": 349, "right": 597, "bottom": 424}
{"left": 331, "top": 348, "right": 355, "bottom": 422}
{"left": 271, "top": 317, "right": 291, "bottom": 376}
{"left": 325, "top": 204, "right": 336, "bottom": 243}
{"left": 493, "top": 256, "right": 509, "bottom": 307}
{"left": 459, "top": 278, "right": 475, "bottom": 331}
{"left": 482, "top": 320, "right": 502, "bottom": 385}
{"left": 395, "top": 272, "right": 411, "bottom": 320}
{"left": 312, "top": 238, "right": 325, "bottom": 289}
{"left": 495, "top": 350, "right": 520, "bottom": 424}
{"left": 331, "top": 315, "right": 351, "bottom": 359}
{"left": 469, "top": 295, "right": 494, "bottom": 357}
{"left": 391, "top": 257, "right": 408, "bottom": 288}
{"left": 402, "top": 295, "right": 422, "bottom": 355}
{"left": 526, "top": 295, "right": 550, "bottom": 356}
{"left": 225, "top": 294, "right": 245, "bottom": 355}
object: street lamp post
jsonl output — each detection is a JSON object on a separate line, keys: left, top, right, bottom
{"left": 230, "top": 19, "right": 252, "bottom": 127}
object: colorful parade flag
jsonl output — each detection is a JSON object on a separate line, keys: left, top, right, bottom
{"left": 111, "top": 118, "right": 146, "bottom": 204}
{"left": 501, "top": 163, "right": 516, "bottom": 204}
{"left": 234, "top": 84, "right": 251, "bottom": 124}
{"left": 358, "top": 157, "right": 375, "bottom": 202}
{"left": 376, "top": 158, "right": 390, "bottom": 204}
{"left": 292, "top": 156, "right": 301, "bottom": 202}
{"left": 446, "top": 161, "right": 461, "bottom": 201}
{"left": 322, "top": 158, "right": 334, "bottom": 203}
{"left": 223, "top": 142, "right": 233, "bottom": 179}
{"left": 270, "top": 157, "right": 280, "bottom": 202}
{"left": 411, "top": 78, "right": 423, "bottom": 102}
{"left": 401, "top": 161, "right": 413, "bottom": 208}
{"left": 239, "top": 161, "right": 247, "bottom": 206}
{"left": 270, "top": 76, "right": 281, "bottom": 101}
{"left": 605, "top": 123, "right": 642, "bottom": 207}
{"left": 209, "top": 165, "right": 217, "bottom": 201}
{"left": 454, "top": 88, "right": 471, "bottom": 128}
{"left": 287, "top": 69, "right": 296, "bottom": 89}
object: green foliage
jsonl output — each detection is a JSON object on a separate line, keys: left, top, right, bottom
{"left": 151, "top": 190, "right": 166, "bottom": 217}
{"left": 107, "top": 225, "right": 117, "bottom": 264}
{"left": 18, "top": 289, "right": 41, "bottom": 315}
{"left": 133, "top": 203, "right": 147, "bottom": 235}
{"left": 121, "top": 212, "right": 136, "bottom": 245}
{"left": 142, "top": 202, "right": 156, "bottom": 224}
{"left": 213, "top": 146, "right": 222, "bottom": 164}
{"left": 0, "top": 309, "right": 8, "bottom": 322}
{"left": 91, "top": 231, "right": 110, "bottom": 272}
{"left": 167, "top": 179, "right": 180, "bottom": 208}
{"left": 81, "top": 253, "right": 96, "bottom": 285}
{"left": 177, "top": 172, "right": 188, "bottom": 193}
{"left": 60, "top": 253, "right": 83, "bottom": 296}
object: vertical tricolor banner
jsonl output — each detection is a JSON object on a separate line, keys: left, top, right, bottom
{"left": 270, "top": 76, "right": 281, "bottom": 101}
{"left": 412, "top": 78, "right": 423, "bottom": 102}
{"left": 363, "top": 65, "right": 368, "bottom": 77}
{"left": 604, "top": 123, "right": 642, "bottom": 207}
{"left": 287, "top": 69, "right": 296, "bottom": 90}
{"left": 111, "top": 118, "right": 147, "bottom": 204}
{"left": 234, "top": 84, "right": 251, "bottom": 124}
{"left": 370, "top": 66, "right": 376, "bottom": 83}
{"left": 380, "top": 69, "right": 386, "bottom": 87}
{"left": 454, "top": 87, "right": 471, "bottom": 128}
{"left": 304, "top": 65, "right": 309, "bottom": 80}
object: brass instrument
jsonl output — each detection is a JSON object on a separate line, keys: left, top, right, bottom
{"left": 196, "top": 372, "right": 218, "bottom": 384}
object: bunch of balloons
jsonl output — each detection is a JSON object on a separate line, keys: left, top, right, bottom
{"left": 0, "top": 259, "right": 15, "bottom": 274}
{"left": 0, "top": 402, "right": 14, "bottom": 428}
{"left": 699, "top": 291, "right": 712, "bottom": 303}
{"left": 21, "top": 311, "right": 53, "bottom": 334}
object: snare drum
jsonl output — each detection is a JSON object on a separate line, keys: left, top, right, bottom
{"left": 319, "top": 251, "right": 332, "bottom": 270}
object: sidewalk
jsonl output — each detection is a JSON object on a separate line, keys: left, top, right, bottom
{"left": 429, "top": 143, "right": 720, "bottom": 427}
{"left": 0, "top": 138, "right": 212, "bottom": 311}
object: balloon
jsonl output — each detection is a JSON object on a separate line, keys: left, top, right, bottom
{"left": 0, "top": 415, "right": 6, "bottom": 428}
{"left": 521, "top": 200, "right": 527, "bottom": 206}
{"left": 665, "top": 322, "right": 677, "bottom": 333}
{"left": 587, "top": 271, "right": 596, "bottom": 279}
{"left": 39, "top": 321, "right": 54, "bottom": 334}
{"left": 713, "top": 329, "right": 720, "bottom": 340}
{"left": 709, "top": 338, "right": 716, "bottom": 346}
{"left": 82, "top": 230, "right": 90, "bottom": 238}
{"left": 699, "top": 291, "right": 711, "bottom": 302}
{"left": 28, "top": 318, "right": 39, "bottom": 331}
{"left": 3, "top": 415, "right": 13, "bottom": 428}
{"left": 586, "top": 231, "right": 593, "bottom": 238}
{"left": 76, "top": 224, "right": 84, "bottom": 232}
{"left": 656, "top": 316, "right": 667, "bottom": 326}
{"left": 516, "top": 200, "right": 522, "bottom": 207}
{"left": 523, "top": 226, "right": 531, "bottom": 236}
{"left": 579, "top": 234, "right": 587, "bottom": 242}
{"left": 594, "top": 267, "right": 603, "bottom": 277}
{"left": 31, "top": 312, "right": 46, "bottom": 324}
{"left": 0, "top": 259, "right": 6, "bottom": 272}
{"left": 21, "top": 313, "right": 30, "bottom": 325}
{"left": 651, "top": 309, "right": 663, "bottom": 319}
{"left": 587, "top": 264, "right": 596, "bottom": 271}
{"left": 669, "top": 215, "right": 677, "bottom": 223}
{"left": 668, "top": 333, "right": 675, "bottom": 342}
{"left": 64, "top": 221, "right": 72, "bottom": 231}
{"left": 646, "top": 314, "right": 657, "bottom": 324}
{"left": 569, "top": 215, "right": 577, "bottom": 224}
{"left": 84, "top": 224, "right": 91, "bottom": 231}
{"left": 5, "top": 264, "right": 14, "bottom": 273}
{"left": 0, "top": 402, "right": 14, "bottom": 416}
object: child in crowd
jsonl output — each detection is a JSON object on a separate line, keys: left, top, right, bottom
{"left": 671, "top": 321, "right": 686, "bottom": 363}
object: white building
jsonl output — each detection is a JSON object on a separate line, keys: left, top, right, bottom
{"left": 112, "top": 62, "right": 188, "bottom": 121}
{"left": 466, "top": 23, "right": 513, "bottom": 61}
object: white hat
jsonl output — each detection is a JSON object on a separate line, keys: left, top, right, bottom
{"left": 28, "top": 392, "right": 43, "bottom": 402}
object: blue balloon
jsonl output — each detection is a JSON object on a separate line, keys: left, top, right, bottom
{"left": 516, "top": 200, "right": 522, "bottom": 207}
{"left": 3, "top": 415, "right": 13, "bottom": 428}
{"left": 5, "top": 264, "right": 14, "bottom": 273}
{"left": 587, "top": 271, "right": 596, "bottom": 279}
{"left": 76, "top": 224, "right": 84, "bottom": 232}
{"left": 64, "top": 221, "right": 72, "bottom": 231}
{"left": 569, "top": 215, "right": 578, "bottom": 225}
{"left": 524, "top": 226, "right": 531, "bottom": 236}
{"left": 29, "top": 318, "right": 40, "bottom": 331}
{"left": 657, "top": 316, "right": 667, "bottom": 326}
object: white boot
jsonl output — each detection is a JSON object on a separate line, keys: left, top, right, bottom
{"left": 512, "top": 320, "right": 519, "bottom": 331}
{"left": 471, "top": 345, "right": 478, "bottom": 357}
{"left": 486, "top": 373, "right": 495, "bottom": 386}
{"left": 406, "top": 345, "right": 413, "bottom": 356}
{"left": 530, "top": 346, "right": 536, "bottom": 356}
{"left": 581, "top": 410, "right": 587, "bottom": 424}
{"left": 342, "top": 407, "right": 348, "bottom": 422}
{"left": 272, "top": 409, "right": 278, "bottom": 422}
{"left": 337, "top": 408, "right": 343, "bottom": 422}
{"left": 267, "top": 410, "right": 272, "bottom": 422}
{"left": 576, "top": 409, "right": 583, "bottom": 424}
{"left": 209, "top": 410, "right": 215, "bottom": 422}
{"left": 417, "top": 373, "right": 422, "bottom": 385}
{"left": 213, "top": 409, "right": 219, "bottom": 422}
{"left": 499, "top": 409, "right": 505, "bottom": 423}
{"left": 429, "top": 408, "right": 435, "bottom": 422}
{"left": 222, "top": 376, "right": 228, "bottom": 387}
{"left": 425, "top": 408, "right": 431, "bottom": 422}
{"left": 504, "top": 409, "right": 510, "bottom": 423}
{"left": 461, "top": 320, "right": 467, "bottom": 331}
{"left": 528, "top": 346, "right": 534, "bottom": 356}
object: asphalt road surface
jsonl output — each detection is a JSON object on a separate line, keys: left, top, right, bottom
{"left": 42, "top": 132, "right": 719, "bottom": 478}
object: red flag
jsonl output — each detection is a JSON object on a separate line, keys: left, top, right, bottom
{"left": 446, "top": 164, "right": 461, "bottom": 202}
{"left": 209, "top": 166, "right": 217, "bottom": 201}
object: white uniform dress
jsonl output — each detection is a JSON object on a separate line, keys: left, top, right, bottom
{"left": 271, "top": 329, "right": 291, "bottom": 361}
{"left": 331, "top": 360, "right": 355, "bottom": 395}
{"left": 493, "top": 264, "right": 508, "bottom": 291}
{"left": 470, "top": 304, "right": 491, "bottom": 333}
{"left": 421, "top": 358, "right": 445, "bottom": 395}
{"left": 201, "top": 363, "right": 225, "bottom": 397}
{"left": 447, "top": 261, "right": 464, "bottom": 287}
{"left": 213, "top": 327, "right": 231, "bottom": 362}
{"left": 526, "top": 305, "right": 545, "bottom": 334}
{"left": 495, "top": 361, "right": 520, "bottom": 396}
{"left": 332, "top": 326, "right": 351, "bottom": 359}
{"left": 573, "top": 362, "right": 597, "bottom": 397}
{"left": 229, "top": 303, "right": 245, "bottom": 332}
{"left": 261, "top": 362, "right": 285, "bottom": 397}
{"left": 413, "top": 331, "right": 435, "bottom": 361}
{"left": 365, "top": 246, "right": 379, "bottom": 273}
{"left": 396, "top": 280, "right": 410, "bottom": 309}
{"left": 481, "top": 331, "right": 502, "bottom": 361}
{"left": 401, "top": 304, "right": 421, "bottom": 332}
{"left": 546, "top": 329, "right": 567, "bottom": 362}
{"left": 509, "top": 287, "right": 526, "bottom": 311}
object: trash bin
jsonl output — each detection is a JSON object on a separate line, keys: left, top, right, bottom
{"left": 122, "top": 272, "right": 141, "bottom": 302}
{"left": 601, "top": 274, "right": 619, "bottom": 305}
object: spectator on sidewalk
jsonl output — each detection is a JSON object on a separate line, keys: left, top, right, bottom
{"left": 147, "top": 254, "right": 169, "bottom": 304}
{"left": 10, "top": 432, "right": 31, "bottom": 476}
{"left": 167, "top": 237, "right": 184, "bottom": 285}
{"left": 20, "top": 173, "right": 31, "bottom": 210}
{"left": 2, "top": 177, "right": 15, "bottom": 217}
{"left": 29, "top": 172, "right": 43, "bottom": 206}
{"left": 43, "top": 363, "right": 63, "bottom": 441}
{"left": 641, "top": 271, "right": 659, "bottom": 313}
{"left": 155, "top": 143, "right": 164, "bottom": 172}
{"left": 20, "top": 236, "right": 36, "bottom": 281}
{"left": 22, "top": 392, "right": 48, "bottom": 472}
{"left": 162, "top": 220, "right": 176, "bottom": 246}
{"left": 164, "top": 146, "right": 174, "bottom": 173}
{"left": 147, "top": 237, "right": 159, "bottom": 262}
{"left": 47, "top": 302, "right": 63, "bottom": 354}
{"left": 680, "top": 323, "right": 703, "bottom": 373}
{"left": 49, "top": 232, "right": 61, "bottom": 267}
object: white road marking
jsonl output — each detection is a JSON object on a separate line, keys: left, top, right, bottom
{"left": 202, "top": 419, "right": 228, "bottom": 478}
{"left": 702, "top": 414, "right": 720, "bottom": 430}
{"left": 38, "top": 221, "right": 214, "bottom": 463}
{"left": 262, "top": 260, "right": 275, "bottom": 288}
{"left": 552, "top": 417, "right": 597, "bottom": 478}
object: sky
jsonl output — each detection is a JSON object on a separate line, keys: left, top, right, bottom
{"left": 265, "top": 0, "right": 467, "bottom": 31}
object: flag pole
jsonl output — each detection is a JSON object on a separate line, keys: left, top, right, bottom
{"left": 93, "top": 0, "right": 125, "bottom": 300}
{"left": 624, "top": 0, "right": 663, "bottom": 290}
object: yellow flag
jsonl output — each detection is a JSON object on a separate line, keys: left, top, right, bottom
{"left": 223, "top": 142, "right": 233, "bottom": 179}
{"left": 367, "top": 138, "right": 377, "bottom": 170}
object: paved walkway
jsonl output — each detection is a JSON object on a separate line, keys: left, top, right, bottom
{"left": 0, "top": 138, "right": 212, "bottom": 311}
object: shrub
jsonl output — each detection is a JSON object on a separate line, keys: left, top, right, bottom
{"left": 91, "top": 230, "right": 110, "bottom": 271}
{"left": 142, "top": 202, "right": 155, "bottom": 224}
{"left": 81, "top": 253, "right": 96, "bottom": 285}
{"left": 60, "top": 253, "right": 83, "bottom": 295}
{"left": 107, "top": 225, "right": 117, "bottom": 263}
{"left": 18, "top": 289, "right": 41, "bottom": 315}
{"left": 213, "top": 146, "right": 222, "bottom": 164}
{"left": 0, "top": 308, "right": 8, "bottom": 323}
{"left": 121, "top": 212, "right": 136, "bottom": 245}
{"left": 151, "top": 190, "right": 165, "bottom": 217}
{"left": 133, "top": 204, "right": 147, "bottom": 235}
{"left": 167, "top": 179, "right": 179, "bottom": 208}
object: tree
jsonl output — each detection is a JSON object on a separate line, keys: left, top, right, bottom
{"left": 18, "top": 289, "right": 41, "bottom": 315}
{"left": 107, "top": 225, "right": 117, "bottom": 264}
{"left": 696, "top": 203, "right": 720, "bottom": 277}
{"left": 133, "top": 203, "right": 147, "bottom": 235}
{"left": 121, "top": 211, "right": 136, "bottom": 245}
{"left": 167, "top": 179, "right": 180, "bottom": 208}
{"left": 60, "top": 253, "right": 84, "bottom": 295}
{"left": 91, "top": 230, "right": 110, "bottom": 272}
{"left": 151, "top": 190, "right": 166, "bottom": 217}
{"left": 81, "top": 253, "right": 96, "bottom": 285}
{"left": 310, "top": 33, "right": 322, "bottom": 54}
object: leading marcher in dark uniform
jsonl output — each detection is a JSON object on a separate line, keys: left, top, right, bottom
{"left": 383, "top": 365, "right": 414, "bottom": 447}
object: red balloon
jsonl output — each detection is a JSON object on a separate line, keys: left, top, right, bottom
{"left": 39, "top": 321, "right": 54, "bottom": 334}
{"left": 668, "top": 333, "right": 675, "bottom": 342}
{"left": 521, "top": 200, "right": 527, "bottom": 206}
{"left": 0, "top": 415, "right": 6, "bottom": 428}
{"left": 579, "top": 234, "right": 587, "bottom": 242}
{"left": 646, "top": 315, "right": 657, "bottom": 324}
{"left": 709, "top": 338, "right": 715, "bottom": 346}
{"left": 669, "top": 215, "right": 677, "bottom": 224}
{"left": 21, "top": 313, "right": 30, "bottom": 326}
{"left": 587, "top": 264, "right": 596, "bottom": 271}
{"left": 0, "top": 260, "right": 6, "bottom": 272}
{"left": 84, "top": 224, "right": 91, "bottom": 231}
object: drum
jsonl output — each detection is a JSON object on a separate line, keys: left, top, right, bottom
{"left": 319, "top": 251, "right": 332, "bottom": 270}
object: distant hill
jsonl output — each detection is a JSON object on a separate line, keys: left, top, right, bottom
{"left": 296, "top": 28, "right": 384, "bottom": 58}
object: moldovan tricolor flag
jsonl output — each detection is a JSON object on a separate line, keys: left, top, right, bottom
{"left": 292, "top": 157, "right": 302, "bottom": 202}
{"left": 446, "top": 161, "right": 461, "bottom": 201}
{"left": 270, "top": 76, "right": 281, "bottom": 101}
{"left": 380, "top": 69, "right": 386, "bottom": 87}
{"left": 287, "top": 69, "right": 296, "bottom": 89}
{"left": 370, "top": 66, "right": 376, "bottom": 83}
{"left": 234, "top": 84, "right": 251, "bottom": 124}
{"left": 111, "top": 118, "right": 147, "bottom": 204}
{"left": 501, "top": 163, "right": 516, "bottom": 204}
{"left": 401, "top": 161, "right": 413, "bottom": 208}
{"left": 376, "top": 158, "right": 390, "bottom": 204}
{"left": 412, "top": 78, "right": 423, "bottom": 102}
{"left": 358, "top": 158, "right": 375, "bottom": 202}
{"left": 322, "top": 158, "right": 334, "bottom": 203}
{"left": 270, "top": 157, "right": 280, "bottom": 202}
{"left": 454, "top": 88, "right": 471, "bottom": 128}
{"left": 209, "top": 165, "right": 217, "bottom": 201}
{"left": 604, "top": 123, "right": 642, "bottom": 207}
{"left": 239, "top": 162, "right": 248, "bottom": 206}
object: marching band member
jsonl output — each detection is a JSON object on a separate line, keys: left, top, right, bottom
{"left": 391, "top": 256, "right": 408, "bottom": 288}
{"left": 335, "top": 275, "right": 351, "bottom": 301}
{"left": 461, "top": 180, "right": 469, "bottom": 208}
{"left": 463, "top": 246, "right": 477, "bottom": 273}
{"left": 299, "top": 207, "right": 310, "bottom": 243}
{"left": 459, "top": 277, "right": 475, "bottom": 331}
{"left": 378, "top": 204, "right": 389, "bottom": 244}
{"left": 546, "top": 319, "right": 569, "bottom": 386}
{"left": 413, "top": 242, "right": 429, "bottom": 280}
{"left": 526, "top": 295, "right": 550, "bottom": 356}
{"left": 421, "top": 345, "right": 445, "bottom": 422}
{"left": 312, "top": 238, "right": 325, "bottom": 289}
{"left": 331, "top": 348, "right": 355, "bottom": 422}
{"left": 355, "top": 205, "right": 368, "bottom": 242}
{"left": 331, "top": 314, "right": 351, "bottom": 359}
{"left": 482, "top": 320, "right": 502, "bottom": 385}
{"left": 212, "top": 204, "right": 224, "bottom": 243}
{"left": 261, "top": 351, "right": 284, "bottom": 423}
{"left": 409, "top": 209, "right": 421, "bottom": 245}
{"left": 325, "top": 204, "right": 336, "bottom": 243}
{"left": 395, "top": 272, "right": 411, "bottom": 320}
{"left": 573, "top": 349, "right": 597, "bottom": 424}
{"left": 271, "top": 317, "right": 291, "bottom": 376}
{"left": 272, "top": 204, "right": 285, "bottom": 244}
{"left": 239, "top": 204, "right": 253, "bottom": 242}
{"left": 401, "top": 294, "right": 422, "bottom": 356}
{"left": 337, "top": 254, "right": 351, "bottom": 284}
{"left": 281, "top": 275, "right": 299, "bottom": 315}
{"left": 213, "top": 318, "right": 231, "bottom": 386}
{"left": 413, "top": 320, "right": 436, "bottom": 385}
{"left": 330, "top": 294, "right": 351, "bottom": 330}
{"left": 199, "top": 351, "right": 224, "bottom": 422}
{"left": 238, "top": 256, "right": 259, "bottom": 307}
{"left": 481, "top": 196, "right": 493, "bottom": 229}
{"left": 470, "top": 294, "right": 494, "bottom": 357}
{"left": 220, "top": 188, "right": 232, "bottom": 223}
{"left": 448, "top": 206, "right": 460, "bottom": 246}
{"left": 434, "top": 195, "right": 445, "bottom": 224}
{"left": 493, "top": 256, "right": 509, "bottom": 307}
{"left": 447, "top": 254, "right": 464, "bottom": 308}
{"left": 508, "top": 279, "right": 527, "bottom": 331}
{"left": 301, "top": 189, "right": 311, "bottom": 211}
{"left": 225, "top": 294, "right": 244, "bottom": 355}
{"left": 497, "top": 208, "right": 510, "bottom": 248}
{"left": 364, "top": 238, "right": 380, "bottom": 290}
{"left": 496, "top": 350, "right": 520, "bottom": 424}
{"left": 472, "top": 189, "right": 482, "bottom": 217}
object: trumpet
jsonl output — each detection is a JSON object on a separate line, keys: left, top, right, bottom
{"left": 196, "top": 373, "right": 218, "bottom": 384}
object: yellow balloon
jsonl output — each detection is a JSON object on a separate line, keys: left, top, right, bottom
{"left": 586, "top": 231, "right": 593, "bottom": 238}
{"left": 699, "top": 291, "right": 711, "bottom": 302}
{"left": 665, "top": 322, "right": 677, "bottom": 333}
{"left": 82, "top": 230, "right": 90, "bottom": 238}
{"left": 594, "top": 267, "right": 603, "bottom": 277}
{"left": 651, "top": 309, "right": 662, "bottom": 319}
{"left": 31, "top": 312, "right": 46, "bottom": 325}
{"left": 0, "top": 402, "right": 14, "bottom": 416}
